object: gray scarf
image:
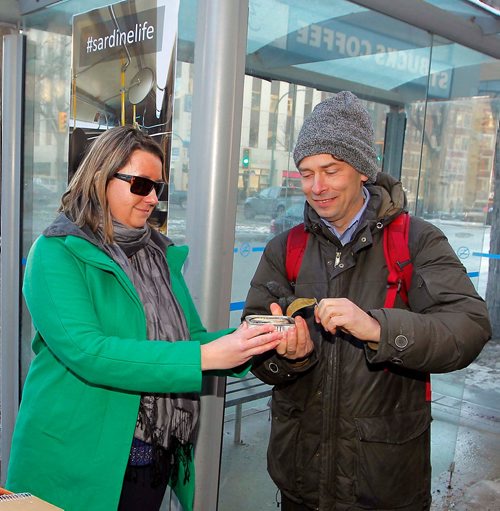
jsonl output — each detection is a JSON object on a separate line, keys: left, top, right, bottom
{"left": 100, "top": 221, "right": 200, "bottom": 478}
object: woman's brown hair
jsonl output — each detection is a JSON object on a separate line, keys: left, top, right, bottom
{"left": 60, "top": 125, "right": 165, "bottom": 242}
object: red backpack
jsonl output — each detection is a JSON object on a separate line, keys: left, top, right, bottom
{"left": 285, "top": 213, "right": 430, "bottom": 400}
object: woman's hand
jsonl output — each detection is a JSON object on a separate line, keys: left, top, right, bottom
{"left": 314, "top": 298, "right": 381, "bottom": 342}
{"left": 270, "top": 303, "right": 314, "bottom": 360}
{"left": 201, "top": 323, "right": 283, "bottom": 370}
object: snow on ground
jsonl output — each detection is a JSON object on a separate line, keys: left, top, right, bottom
{"left": 465, "top": 340, "right": 500, "bottom": 393}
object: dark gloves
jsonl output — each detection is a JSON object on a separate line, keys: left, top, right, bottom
{"left": 265, "top": 281, "right": 297, "bottom": 312}
{"left": 265, "top": 281, "right": 317, "bottom": 319}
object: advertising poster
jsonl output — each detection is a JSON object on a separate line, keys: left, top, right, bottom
{"left": 71, "top": 0, "right": 179, "bottom": 199}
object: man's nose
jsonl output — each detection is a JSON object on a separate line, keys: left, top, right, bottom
{"left": 311, "top": 173, "right": 326, "bottom": 194}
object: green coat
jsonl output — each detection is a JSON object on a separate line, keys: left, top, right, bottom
{"left": 7, "top": 225, "right": 236, "bottom": 511}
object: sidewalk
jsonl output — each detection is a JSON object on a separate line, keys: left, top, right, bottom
{"left": 431, "top": 339, "right": 500, "bottom": 510}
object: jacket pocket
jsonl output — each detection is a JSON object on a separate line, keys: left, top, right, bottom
{"left": 353, "top": 409, "right": 431, "bottom": 509}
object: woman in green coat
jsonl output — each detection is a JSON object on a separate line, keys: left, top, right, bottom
{"left": 6, "top": 126, "right": 282, "bottom": 511}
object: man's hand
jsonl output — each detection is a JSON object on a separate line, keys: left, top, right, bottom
{"left": 270, "top": 303, "right": 314, "bottom": 360}
{"left": 314, "top": 298, "right": 381, "bottom": 343}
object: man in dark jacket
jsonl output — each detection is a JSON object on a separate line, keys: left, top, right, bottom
{"left": 242, "top": 91, "right": 492, "bottom": 511}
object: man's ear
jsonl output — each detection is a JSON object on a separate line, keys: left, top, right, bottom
{"left": 360, "top": 173, "right": 369, "bottom": 183}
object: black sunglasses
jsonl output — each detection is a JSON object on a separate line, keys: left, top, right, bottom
{"left": 114, "top": 173, "right": 165, "bottom": 197}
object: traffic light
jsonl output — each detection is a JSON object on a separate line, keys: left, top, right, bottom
{"left": 242, "top": 148, "right": 250, "bottom": 168}
{"left": 375, "top": 141, "right": 383, "bottom": 163}
{"left": 58, "top": 111, "right": 68, "bottom": 133}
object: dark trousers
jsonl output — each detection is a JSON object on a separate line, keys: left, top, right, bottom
{"left": 117, "top": 465, "right": 169, "bottom": 511}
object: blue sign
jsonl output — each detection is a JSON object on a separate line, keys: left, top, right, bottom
{"left": 239, "top": 242, "right": 251, "bottom": 257}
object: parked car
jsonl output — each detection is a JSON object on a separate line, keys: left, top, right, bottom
{"left": 463, "top": 199, "right": 493, "bottom": 225}
{"left": 269, "top": 202, "right": 304, "bottom": 238}
{"left": 34, "top": 181, "right": 59, "bottom": 209}
{"left": 243, "top": 186, "right": 303, "bottom": 219}
{"left": 168, "top": 184, "right": 188, "bottom": 208}
{"left": 150, "top": 201, "right": 168, "bottom": 232}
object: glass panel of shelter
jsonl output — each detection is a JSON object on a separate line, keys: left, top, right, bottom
{"left": 219, "top": 0, "right": 499, "bottom": 508}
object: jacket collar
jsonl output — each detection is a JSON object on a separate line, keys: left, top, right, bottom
{"left": 43, "top": 213, "right": 176, "bottom": 276}
{"left": 43, "top": 213, "right": 99, "bottom": 245}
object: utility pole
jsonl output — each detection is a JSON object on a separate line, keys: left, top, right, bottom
{"left": 486, "top": 101, "right": 500, "bottom": 338}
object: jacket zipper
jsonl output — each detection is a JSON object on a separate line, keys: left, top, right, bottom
{"left": 319, "top": 328, "right": 340, "bottom": 509}
{"left": 320, "top": 255, "right": 341, "bottom": 508}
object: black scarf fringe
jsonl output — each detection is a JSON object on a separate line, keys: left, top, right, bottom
{"left": 124, "top": 438, "right": 193, "bottom": 489}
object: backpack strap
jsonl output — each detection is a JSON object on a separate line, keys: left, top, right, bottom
{"left": 383, "top": 213, "right": 430, "bottom": 400}
{"left": 285, "top": 223, "right": 308, "bottom": 284}
{"left": 383, "top": 212, "right": 412, "bottom": 308}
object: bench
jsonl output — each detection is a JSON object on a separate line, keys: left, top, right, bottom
{"left": 225, "top": 374, "right": 272, "bottom": 444}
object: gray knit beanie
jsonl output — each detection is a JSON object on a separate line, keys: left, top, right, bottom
{"left": 293, "top": 91, "right": 379, "bottom": 183}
